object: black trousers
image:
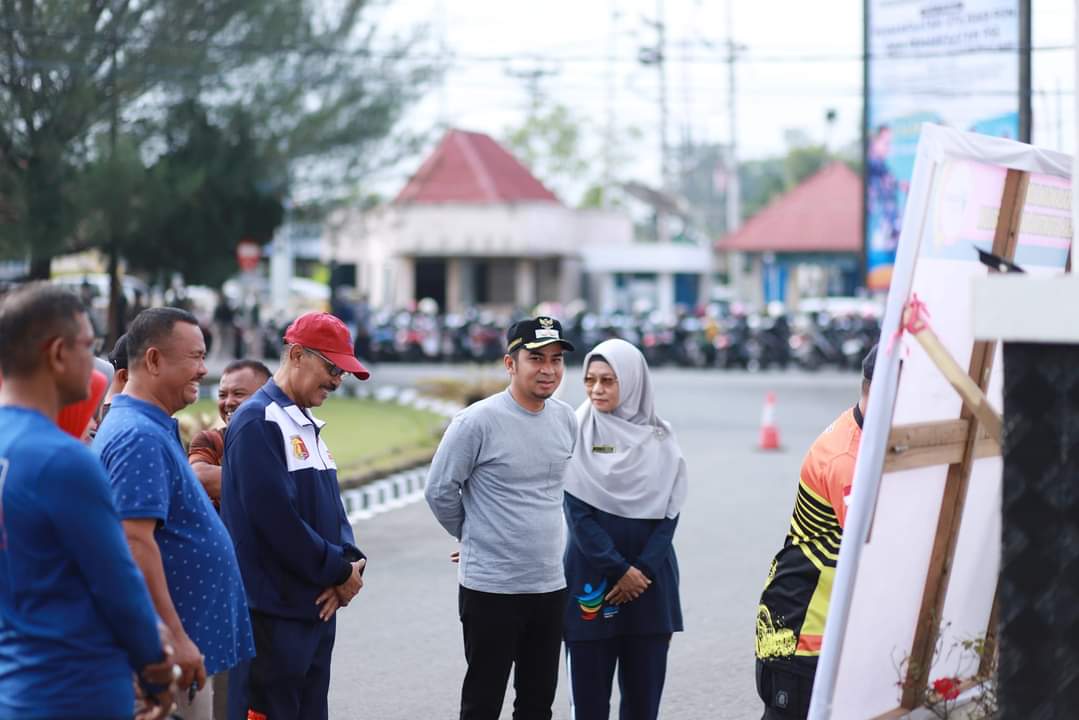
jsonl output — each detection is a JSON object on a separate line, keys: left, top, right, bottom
{"left": 239, "top": 610, "right": 336, "bottom": 720}
{"left": 566, "top": 634, "right": 672, "bottom": 720}
{"left": 756, "top": 660, "right": 814, "bottom": 720}
{"left": 458, "top": 585, "right": 567, "bottom": 720}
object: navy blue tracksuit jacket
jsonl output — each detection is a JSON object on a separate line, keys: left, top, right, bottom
{"left": 221, "top": 380, "right": 364, "bottom": 619}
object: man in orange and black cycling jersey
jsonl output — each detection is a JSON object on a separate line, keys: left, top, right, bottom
{"left": 755, "top": 345, "right": 876, "bottom": 719}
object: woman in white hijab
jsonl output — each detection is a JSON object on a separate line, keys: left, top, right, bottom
{"left": 562, "top": 338, "right": 688, "bottom": 720}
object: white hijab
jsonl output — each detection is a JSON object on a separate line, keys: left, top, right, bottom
{"left": 564, "top": 339, "right": 689, "bottom": 520}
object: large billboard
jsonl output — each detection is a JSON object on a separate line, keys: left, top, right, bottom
{"left": 865, "top": 0, "right": 1028, "bottom": 290}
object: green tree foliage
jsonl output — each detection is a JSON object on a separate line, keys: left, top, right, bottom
{"left": 676, "top": 136, "right": 853, "bottom": 239}
{"left": 210, "top": 1, "right": 435, "bottom": 200}
{"left": 784, "top": 145, "right": 832, "bottom": 189}
{"left": 503, "top": 103, "right": 587, "bottom": 203}
{"left": 131, "top": 101, "right": 284, "bottom": 288}
{"left": 738, "top": 157, "right": 788, "bottom": 219}
{"left": 502, "top": 101, "right": 643, "bottom": 210}
{"left": 739, "top": 144, "right": 835, "bottom": 219}
{"left": 67, "top": 101, "right": 285, "bottom": 337}
{"left": 0, "top": 0, "right": 434, "bottom": 277}
{"left": 71, "top": 132, "right": 153, "bottom": 267}
{"left": 0, "top": 0, "right": 264, "bottom": 274}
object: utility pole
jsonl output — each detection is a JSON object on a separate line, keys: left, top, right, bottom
{"left": 435, "top": 0, "right": 450, "bottom": 130}
{"left": 724, "top": 0, "right": 740, "bottom": 238}
{"left": 655, "top": 0, "right": 669, "bottom": 190}
{"left": 720, "top": 0, "right": 747, "bottom": 305}
{"left": 639, "top": 0, "right": 674, "bottom": 314}
{"left": 603, "top": 2, "right": 620, "bottom": 202}
{"left": 638, "top": 2, "right": 669, "bottom": 191}
{"left": 639, "top": 0, "right": 670, "bottom": 252}
{"left": 505, "top": 63, "right": 559, "bottom": 116}
{"left": 1018, "top": 0, "right": 1031, "bottom": 143}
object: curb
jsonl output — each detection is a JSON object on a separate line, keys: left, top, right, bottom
{"left": 343, "top": 466, "right": 430, "bottom": 523}
{"left": 346, "top": 381, "right": 463, "bottom": 419}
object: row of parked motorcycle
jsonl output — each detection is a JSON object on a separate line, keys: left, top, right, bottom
{"left": 327, "top": 308, "right": 881, "bottom": 372}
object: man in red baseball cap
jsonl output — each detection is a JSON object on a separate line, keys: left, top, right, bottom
{"left": 220, "top": 312, "right": 369, "bottom": 720}
{"left": 283, "top": 311, "right": 370, "bottom": 382}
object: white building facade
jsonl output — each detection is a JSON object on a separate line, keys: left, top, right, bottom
{"left": 326, "top": 130, "right": 711, "bottom": 315}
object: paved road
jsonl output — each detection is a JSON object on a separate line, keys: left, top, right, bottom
{"left": 326, "top": 366, "right": 859, "bottom": 719}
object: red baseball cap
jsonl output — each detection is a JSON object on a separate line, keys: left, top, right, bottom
{"left": 284, "top": 312, "right": 371, "bottom": 380}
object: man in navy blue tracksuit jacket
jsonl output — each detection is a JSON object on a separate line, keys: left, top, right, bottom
{"left": 222, "top": 312, "right": 371, "bottom": 720}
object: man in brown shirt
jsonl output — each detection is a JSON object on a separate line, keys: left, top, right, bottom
{"left": 187, "top": 358, "right": 270, "bottom": 719}
{"left": 189, "top": 359, "right": 271, "bottom": 508}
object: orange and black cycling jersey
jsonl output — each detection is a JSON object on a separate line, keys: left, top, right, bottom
{"left": 756, "top": 404, "right": 862, "bottom": 673}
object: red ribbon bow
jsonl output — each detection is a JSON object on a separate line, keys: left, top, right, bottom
{"left": 885, "top": 293, "right": 932, "bottom": 357}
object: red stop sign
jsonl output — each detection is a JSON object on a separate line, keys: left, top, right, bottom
{"left": 236, "top": 239, "right": 260, "bottom": 272}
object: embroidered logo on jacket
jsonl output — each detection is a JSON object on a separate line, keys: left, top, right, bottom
{"left": 291, "top": 435, "right": 310, "bottom": 460}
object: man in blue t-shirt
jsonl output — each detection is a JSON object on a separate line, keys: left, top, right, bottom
{"left": 94, "top": 307, "right": 255, "bottom": 720}
{"left": 0, "top": 283, "right": 177, "bottom": 720}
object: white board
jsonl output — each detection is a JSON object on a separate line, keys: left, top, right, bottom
{"left": 809, "top": 124, "right": 1071, "bottom": 720}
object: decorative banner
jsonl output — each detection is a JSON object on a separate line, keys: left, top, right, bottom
{"left": 865, "top": 0, "right": 1026, "bottom": 290}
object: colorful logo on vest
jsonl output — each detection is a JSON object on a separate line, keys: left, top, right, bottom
{"left": 291, "top": 435, "right": 310, "bottom": 460}
{"left": 576, "top": 579, "right": 609, "bottom": 621}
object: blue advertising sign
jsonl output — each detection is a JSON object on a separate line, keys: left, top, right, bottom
{"left": 865, "top": 0, "right": 1025, "bottom": 291}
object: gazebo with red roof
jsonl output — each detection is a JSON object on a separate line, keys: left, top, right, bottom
{"left": 717, "top": 162, "right": 863, "bottom": 307}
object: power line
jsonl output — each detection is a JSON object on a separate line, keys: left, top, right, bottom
{"left": 724, "top": 0, "right": 739, "bottom": 238}
{"left": 504, "top": 63, "right": 559, "bottom": 114}
{"left": 0, "top": 22, "right": 1072, "bottom": 66}
{"left": 422, "top": 78, "right": 1072, "bottom": 99}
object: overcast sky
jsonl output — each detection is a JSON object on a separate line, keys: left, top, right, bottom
{"left": 374, "top": 0, "right": 1075, "bottom": 197}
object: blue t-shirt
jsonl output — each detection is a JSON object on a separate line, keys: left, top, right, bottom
{"left": 93, "top": 395, "right": 254, "bottom": 676}
{"left": 0, "top": 406, "right": 162, "bottom": 720}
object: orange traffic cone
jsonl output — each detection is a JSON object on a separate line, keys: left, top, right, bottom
{"left": 759, "top": 392, "right": 781, "bottom": 450}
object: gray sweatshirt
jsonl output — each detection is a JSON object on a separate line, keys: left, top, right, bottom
{"left": 425, "top": 389, "right": 577, "bottom": 594}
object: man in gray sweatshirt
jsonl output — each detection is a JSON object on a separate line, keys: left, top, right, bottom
{"left": 426, "top": 316, "right": 577, "bottom": 720}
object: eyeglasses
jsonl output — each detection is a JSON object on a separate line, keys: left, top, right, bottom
{"left": 302, "top": 347, "right": 346, "bottom": 378}
{"left": 583, "top": 376, "right": 618, "bottom": 389}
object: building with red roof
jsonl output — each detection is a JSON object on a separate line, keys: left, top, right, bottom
{"left": 329, "top": 129, "right": 711, "bottom": 313}
{"left": 393, "top": 129, "right": 560, "bottom": 206}
{"left": 717, "top": 162, "right": 863, "bottom": 307}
